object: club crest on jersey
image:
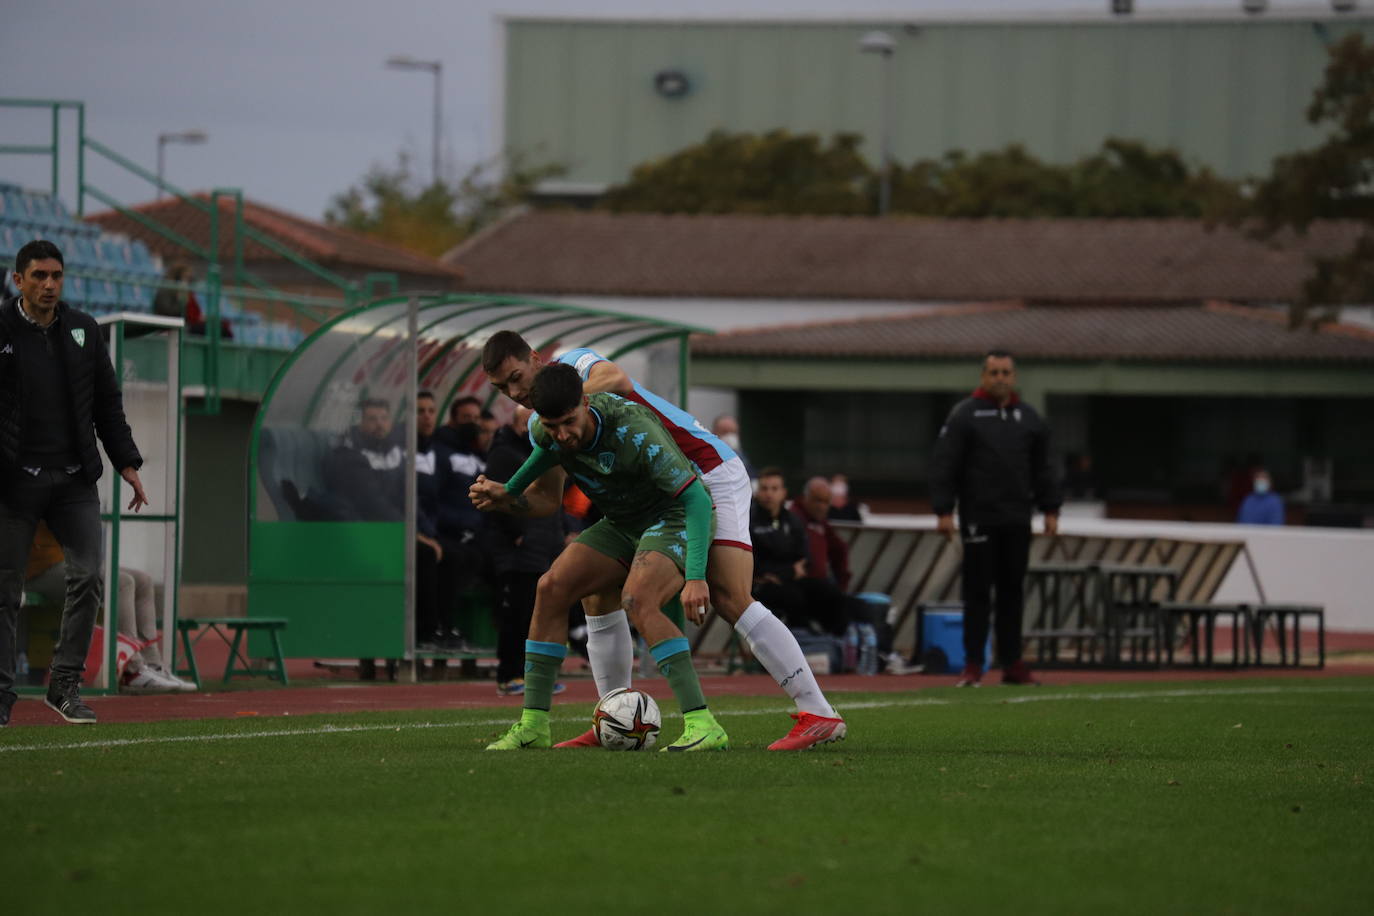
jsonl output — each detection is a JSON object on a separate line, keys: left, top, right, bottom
{"left": 71, "top": 328, "right": 85, "bottom": 347}
{"left": 597, "top": 452, "right": 616, "bottom": 473}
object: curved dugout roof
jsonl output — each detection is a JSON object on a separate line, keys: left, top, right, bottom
{"left": 251, "top": 294, "right": 709, "bottom": 521}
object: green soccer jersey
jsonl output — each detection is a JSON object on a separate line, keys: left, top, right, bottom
{"left": 530, "top": 393, "right": 699, "bottom": 533}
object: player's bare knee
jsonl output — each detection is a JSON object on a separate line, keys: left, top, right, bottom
{"left": 707, "top": 583, "right": 749, "bottom": 622}
{"left": 535, "top": 568, "right": 573, "bottom": 609}
{"left": 619, "top": 590, "right": 654, "bottom": 630}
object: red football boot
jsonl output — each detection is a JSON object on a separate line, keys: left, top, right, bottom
{"left": 767, "top": 712, "right": 848, "bottom": 751}
{"left": 553, "top": 727, "right": 603, "bottom": 749}
{"left": 955, "top": 664, "right": 983, "bottom": 687}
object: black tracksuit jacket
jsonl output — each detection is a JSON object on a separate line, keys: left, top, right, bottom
{"left": 929, "top": 390, "right": 1061, "bottom": 528}
{"left": 0, "top": 296, "right": 142, "bottom": 485}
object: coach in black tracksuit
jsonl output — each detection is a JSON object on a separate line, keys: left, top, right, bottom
{"left": 929, "top": 350, "right": 1060, "bottom": 686}
{"left": 0, "top": 240, "right": 147, "bottom": 727}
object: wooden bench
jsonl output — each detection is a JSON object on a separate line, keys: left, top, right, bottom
{"left": 175, "top": 617, "right": 290, "bottom": 688}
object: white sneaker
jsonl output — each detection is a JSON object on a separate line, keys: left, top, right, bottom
{"left": 121, "top": 666, "right": 180, "bottom": 694}
{"left": 148, "top": 664, "right": 197, "bottom": 692}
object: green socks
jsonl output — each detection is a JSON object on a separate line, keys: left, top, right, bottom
{"left": 650, "top": 637, "right": 707, "bottom": 713}
{"left": 523, "top": 639, "right": 567, "bottom": 711}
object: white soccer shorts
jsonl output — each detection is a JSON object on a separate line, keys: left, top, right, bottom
{"left": 701, "top": 456, "right": 753, "bottom": 551}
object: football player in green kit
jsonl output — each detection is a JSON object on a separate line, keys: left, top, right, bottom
{"left": 471, "top": 362, "right": 729, "bottom": 751}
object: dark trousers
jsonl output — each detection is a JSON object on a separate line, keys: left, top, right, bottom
{"left": 496, "top": 570, "right": 539, "bottom": 684}
{"left": 416, "top": 536, "right": 466, "bottom": 641}
{"left": 960, "top": 523, "right": 1032, "bottom": 668}
{"left": 0, "top": 470, "right": 103, "bottom": 694}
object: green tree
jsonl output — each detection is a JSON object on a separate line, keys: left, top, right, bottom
{"left": 1251, "top": 33, "right": 1374, "bottom": 326}
{"left": 891, "top": 139, "right": 1243, "bottom": 218}
{"left": 1071, "top": 139, "right": 1243, "bottom": 218}
{"left": 600, "top": 130, "right": 872, "bottom": 215}
{"left": 326, "top": 151, "right": 564, "bottom": 257}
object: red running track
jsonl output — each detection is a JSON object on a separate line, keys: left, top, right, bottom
{"left": 6, "top": 660, "right": 1372, "bottom": 728}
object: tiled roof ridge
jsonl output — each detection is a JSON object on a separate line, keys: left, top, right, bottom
{"left": 1204, "top": 299, "right": 1374, "bottom": 342}
{"left": 695, "top": 300, "right": 1025, "bottom": 343}
{"left": 439, "top": 207, "right": 529, "bottom": 264}
{"left": 512, "top": 209, "right": 1365, "bottom": 233}
{"left": 86, "top": 193, "right": 460, "bottom": 276}
{"left": 239, "top": 197, "right": 461, "bottom": 273}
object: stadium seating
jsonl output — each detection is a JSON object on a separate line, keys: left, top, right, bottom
{"left": 0, "top": 181, "right": 160, "bottom": 313}
{"left": 2, "top": 182, "right": 307, "bottom": 349}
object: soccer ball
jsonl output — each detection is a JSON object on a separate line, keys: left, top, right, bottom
{"left": 593, "top": 688, "right": 662, "bottom": 751}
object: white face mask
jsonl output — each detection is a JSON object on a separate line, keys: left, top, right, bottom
{"left": 1253, "top": 477, "right": 1271, "bottom": 494}
{"left": 719, "top": 432, "right": 741, "bottom": 452}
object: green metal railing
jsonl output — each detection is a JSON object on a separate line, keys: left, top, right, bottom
{"left": 2, "top": 97, "right": 397, "bottom": 413}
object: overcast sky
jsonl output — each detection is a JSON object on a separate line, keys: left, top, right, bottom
{"left": 1, "top": 1, "right": 1351, "bottom": 221}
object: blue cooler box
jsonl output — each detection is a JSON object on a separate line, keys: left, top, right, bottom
{"left": 919, "top": 608, "right": 993, "bottom": 673}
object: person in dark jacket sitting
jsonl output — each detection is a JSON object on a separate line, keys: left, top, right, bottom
{"left": 1, "top": 240, "right": 149, "bottom": 727}
{"left": 323, "top": 397, "right": 405, "bottom": 522}
{"left": 748, "top": 467, "right": 809, "bottom": 629}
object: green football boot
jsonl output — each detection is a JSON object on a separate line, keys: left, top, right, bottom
{"left": 661, "top": 712, "right": 730, "bottom": 752}
{"left": 485, "top": 719, "right": 551, "bottom": 750}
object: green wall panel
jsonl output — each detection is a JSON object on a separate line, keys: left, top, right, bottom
{"left": 248, "top": 521, "right": 407, "bottom": 657}
{"left": 249, "top": 583, "right": 404, "bottom": 658}
{"left": 250, "top": 521, "right": 405, "bottom": 582}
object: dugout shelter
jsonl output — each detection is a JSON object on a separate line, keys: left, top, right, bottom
{"left": 245, "top": 294, "right": 704, "bottom": 668}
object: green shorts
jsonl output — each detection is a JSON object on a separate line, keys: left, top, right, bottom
{"left": 575, "top": 506, "right": 712, "bottom": 575}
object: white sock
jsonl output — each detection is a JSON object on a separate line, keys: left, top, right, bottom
{"left": 735, "top": 601, "right": 837, "bottom": 718}
{"left": 585, "top": 610, "right": 634, "bottom": 699}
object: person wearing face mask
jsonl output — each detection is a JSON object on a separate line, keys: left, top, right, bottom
{"left": 827, "top": 473, "right": 862, "bottom": 523}
{"left": 711, "top": 414, "right": 755, "bottom": 481}
{"left": 1236, "top": 469, "right": 1285, "bottom": 525}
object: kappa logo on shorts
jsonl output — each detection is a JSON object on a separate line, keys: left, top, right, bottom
{"left": 597, "top": 451, "right": 616, "bottom": 473}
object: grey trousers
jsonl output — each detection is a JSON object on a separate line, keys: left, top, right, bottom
{"left": 0, "top": 469, "right": 103, "bottom": 694}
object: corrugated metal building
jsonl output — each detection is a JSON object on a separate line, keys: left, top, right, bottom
{"left": 499, "top": 12, "right": 1374, "bottom": 196}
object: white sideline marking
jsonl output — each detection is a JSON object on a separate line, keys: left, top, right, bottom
{"left": 1, "top": 685, "right": 1368, "bottom": 755}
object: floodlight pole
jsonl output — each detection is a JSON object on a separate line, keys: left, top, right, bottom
{"left": 386, "top": 55, "right": 443, "bottom": 185}
{"left": 156, "top": 130, "right": 208, "bottom": 200}
{"left": 858, "top": 31, "right": 897, "bottom": 216}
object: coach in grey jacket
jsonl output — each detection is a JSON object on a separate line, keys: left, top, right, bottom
{"left": 0, "top": 240, "right": 148, "bottom": 727}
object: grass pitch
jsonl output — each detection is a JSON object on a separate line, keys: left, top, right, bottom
{"left": 4, "top": 678, "right": 1372, "bottom": 915}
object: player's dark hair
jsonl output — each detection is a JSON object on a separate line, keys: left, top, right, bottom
{"left": 530, "top": 363, "right": 583, "bottom": 418}
{"left": 984, "top": 348, "right": 1014, "bottom": 364}
{"left": 360, "top": 397, "right": 390, "bottom": 413}
{"left": 482, "top": 330, "right": 532, "bottom": 374}
{"left": 417, "top": 389, "right": 435, "bottom": 401}
{"left": 15, "top": 239, "right": 64, "bottom": 276}
{"left": 757, "top": 466, "right": 786, "bottom": 482}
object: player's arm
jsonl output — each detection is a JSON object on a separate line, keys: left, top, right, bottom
{"left": 469, "top": 445, "right": 564, "bottom": 517}
{"left": 676, "top": 477, "right": 713, "bottom": 622}
{"left": 929, "top": 402, "right": 970, "bottom": 539}
{"left": 581, "top": 359, "right": 635, "bottom": 398}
